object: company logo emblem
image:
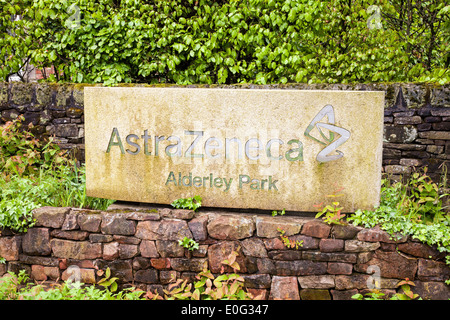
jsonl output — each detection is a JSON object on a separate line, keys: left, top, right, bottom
{"left": 304, "top": 105, "right": 350, "bottom": 163}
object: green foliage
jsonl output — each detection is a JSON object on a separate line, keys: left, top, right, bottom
{"left": 314, "top": 187, "right": 346, "bottom": 225}
{"left": 1, "top": 0, "right": 448, "bottom": 85}
{"left": 271, "top": 208, "right": 285, "bottom": 217}
{"left": 163, "top": 249, "right": 258, "bottom": 300}
{"left": 171, "top": 195, "right": 202, "bottom": 211}
{"left": 348, "top": 170, "right": 450, "bottom": 267}
{"left": 352, "top": 278, "right": 422, "bottom": 300}
{"left": 0, "top": 269, "right": 144, "bottom": 300}
{"left": 178, "top": 236, "right": 199, "bottom": 251}
{"left": 164, "top": 270, "right": 253, "bottom": 300}
{"left": 277, "top": 227, "right": 303, "bottom": 249}
{"left": 97, "top": 267, "right": 119, "bottom": 293}
{"left": 0, "top": 116, "right": 66, "bottom": 177}
{"left": 0, "top": 116, "right": 114, "bottom": 232}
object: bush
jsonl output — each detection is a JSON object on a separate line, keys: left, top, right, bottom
{"left": 348, "top": 169, "right": 450, "bottom": 266}
{"left": 0, "top": 117, "right": 114, "bottom": 232}
{"left": 1, "top": 0, "right": 448, "bottom": 85}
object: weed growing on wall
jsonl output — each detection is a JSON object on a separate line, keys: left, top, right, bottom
{"left": 171, "top": 195, "right": 202, "bottom": 211}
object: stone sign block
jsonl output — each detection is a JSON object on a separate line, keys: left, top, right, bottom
{"left": 85, "top": 88, "right": 384, "bottom": 212}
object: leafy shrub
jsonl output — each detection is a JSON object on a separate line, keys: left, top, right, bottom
{"left": 1, "top": 0, "right": 448, "bottom": 85}
{"left": 348, "top": 170, "right": 450, "bottom": 266}
{"left": 0, "top": 117, "right": 114, "bottom": 232}
{"left": 0, "top": 116, "right": 67, "bottom": 177}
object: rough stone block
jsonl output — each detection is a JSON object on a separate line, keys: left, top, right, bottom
{"left": 61, "top": 268, "right": 96, "bottom": 284}
{"left": 355, "top": 251, "right": 417, "bottom": 280}
{"left": 55, "top": 124, "right": 78, "bottom": 137}
{"left": 95, "top": 259, "right": 133, "bottom": 282}
{"left": 22, "top": 228, "right": 51, "bottom": 256}
{"left": 207, "top": 215, "right": 255, "bottom": 240}
{"left": 268, "top": 250, "right": 302, "bottom": 260}
{"left": 414, "top": 281, "right": 450, "bottom": 300}
{"left": 357, "top": 226, "right": 407, "bottom": 243}
{"left": 417, "top": 259, "right": 450, "bottom": 281}
{"left": 103, "top": 242, "right": 120, "bottom": 260}
{"left": 302, "top": 251, "right": 357, "bottom": 263}
{"left": 269, "top": 276, "right": 300, "bottom": 300}
{"left": 61, "top": 211, "right": 79, "bottom": 230}
{"left": 51, "top": 239, "right": 102, "bottom": 260}
{"left": 345, "top": 240, "right": 380, "bottom": 252}
{"left": 242, "top": 274, "right": 272, "bottom": 289}
{"left": 77, "top": 212, "right": 102, "bottom": 232}
{"left": 50, "top": 230, "right": 89, "bottom": 241}
{"left": 335, "top": 274, "right": 371, "bottom": 290}
{"left": 187, "top": 215, "right": 208, "bottom": 241}
{"left": 241, "top": 238, "right": 268, "bottom": 258}
{"left": 274, "top": 260, "right": 327, "bottom": 276}
{"left": 139, "top": 240, "right": 159, "bottom": 258}
{"left": 327, "top": 262, "right": 353, "bottom": 275}
{"left": 170, "top": 258, "right": 207, "bottom": 272}
{"left": 397, "top": 242, "right": 443, "bottom": 259}
{"left": 33, "top": 206, "right": 70, "bottom": 229}
{"left": 135, "top": 219, "right": 192, "bottom": 240}
{"left": 419, "top": 131, "right": 450, "bottom": 140}
{"left": 300, "top": 289, "right": 331, "bottom": 300}
{"left": 255, "top": 216, "right": 303, "bottom": 238}
{"left": 208, "top": 241, "right": 246, "bottom": 273}
{"left": 134, "top": 269, "right": 159, "bottom": 284}
{"left": 263, "top": 234, "right": 319, "bottom": 251}
{"left": 298, "top": 275, "right": 335, "bottom": 289}
{"left": 319, "top": 239, "right": 344, "bottom": 252}
{"left": 150, "top": 258, "right": 171, "bottom": 270}
{"left": 119, "top": 244, "right": 139, "bottom": 259}
{"left": 331, "top": 224, "right": 361, "bottom": 239}
{"left": 0, "top": 236, "right": 21, "bottom": 261}
{"left": 101, "top": 212, "right": 136, "bottom": 235}
{"left": 384, "top": 124, "right": 418, "bottom": 143}
{"left": 301, "top": 220, "right": 331, "bottom": 239}
{"left": 11, "top": 83, "right": 32, "bottom": 105}
{"left": 155, "top": 240, "right": 184, "bottom": 258}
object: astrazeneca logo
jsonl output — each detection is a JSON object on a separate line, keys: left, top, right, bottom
{"left": 304, "top": 105, "right": 351, "bottom": 163}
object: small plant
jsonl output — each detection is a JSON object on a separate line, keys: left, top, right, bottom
{"left": 351, "top": 290, "right": 386, "bottom": 300}
{"left": 163, "top": 249, "right": 258, "bottom": 300}
{"left": 171, "top": 195, "right": 202, "bottom": 211}
{"left": 271, "top": 208, "right": 286, "bottom": 217}
{"left": 403, "top": 169, "right": 448, "bottom": 224}
{"left": 314, "top": 187, "right": 346, "bottom": 225}
{"left": 0, "top": 116, "right": 68, "bottom": 177}
{"left": 352, "top": 278, "right": 421, "bottom": 300}
{"left": 277, "top": 227, "right": 303, "bottom": 249}
{"left": 178, "top": 236, "right": 199, "bottom": 251}
{"left": 391, "top": 278, "right": 421, "bottom": 300}
{"left": 97, "top": 267, "right": 119, "bottom": 292}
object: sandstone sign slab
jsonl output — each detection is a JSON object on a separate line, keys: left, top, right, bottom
{"left": 84, "top": 87, "right": 384, "bottom": 212}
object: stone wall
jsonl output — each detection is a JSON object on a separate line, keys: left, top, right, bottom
{"left": 0, "top": 205, "right": 448, "bottom": 300}
{"left": 0, "top": 82, "right": 449, "bottom": 181}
